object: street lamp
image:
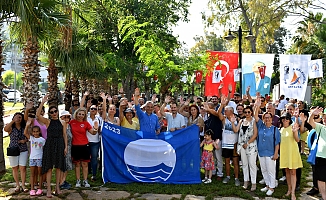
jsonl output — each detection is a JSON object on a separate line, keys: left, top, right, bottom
{"left": 224, "top": 26, "right": 255, "bottom": 97}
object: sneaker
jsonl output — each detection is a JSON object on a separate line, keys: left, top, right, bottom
{"left": 306, "top": 188, "right": 319, "bottom": 196}
{"left": 83, "top": 180, "right": 90, "bottom": 188}
{"left": 266, "top": 189, "right": 274, "bottom": 196}
{"left": 235, "top": 178, "right": 240, "bottom": 186}
{"left": 60, "top": 181, "right": 71, "bottom": 190}
{"left": 261, "top": 187, "right": 269, "bottom": 192}
{"left": 259, "top": 179, "right": 265, "bottom": 185}
{"left": 36, "top": 189, "right": 43, "bottom": 196}
{"left": 202, "top": 177, "right": 208, "bottom": 183}
{"left": 204, "top": 179, "right": 212, "bottom": 184}
{"left": 30, "top": 189, "right": 36, "bottom": 196}
{"left": 223, "top": 177, "right": 230, "bottom": 184}
{"left": 279, "top": 176, "right": 286, "bottom": 181}
{"left": 75, "top": 180, "right": 81, "bottom": 188}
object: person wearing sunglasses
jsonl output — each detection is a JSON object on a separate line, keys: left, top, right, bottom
{"left": 232, "top": 106, "right": 258, "bottom": 191}
{"left": 69, "top": 99, "right": 80, "bottom": 119}
{"left": 254, "top": 94, "right": 280, "bottom": 196}
{"left": 36, "top": 95, "right": 68, "bottom": 198}
{"left": 279, "top": 112, "right": 302, "bottom": 200}
{"left": 69, "top": 107, "right": 99, "bottom": 188}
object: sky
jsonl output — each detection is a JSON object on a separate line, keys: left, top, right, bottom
{"left": 172, "top": 0, "right": 326, "bottom": 51}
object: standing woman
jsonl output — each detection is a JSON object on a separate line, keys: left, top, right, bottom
{"left": 232, "top": 106, "right": 258, "bottom": 191}
{"left": 4, "top": 112, "right": 28, "bottom": 192}
{"left": 36, "top": 95, "right": 67, "bottom": 198}
{"left": 279, "top": 112, "right": 302, "bottom": 200}
{"left": 254, "top": 96, "right": 280, "bottom": 196}
{"left": 70, "top": 107, "right": 99, "bottom": 188}
{"left": 179, "top": 99, "right": 204, "bottom": 132}
{"left": 102, "top": 97, "right": 120, "bottom": 126}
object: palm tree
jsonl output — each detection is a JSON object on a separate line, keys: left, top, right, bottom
{"left": 9, "top": 0, "right": 68, "bottom": 106}
{"left": 0, "top": 26, "right": 6, "bottom": 174}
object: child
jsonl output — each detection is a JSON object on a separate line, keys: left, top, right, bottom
{"left": 24, "top": 120, "right": 45, "bottom": 196}
{"left": 200, "top": 129, "right": 219, "bottom": 184}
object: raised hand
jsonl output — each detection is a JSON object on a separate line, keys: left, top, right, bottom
{"left": 179, "top": 96, "right": 185, "bottom": 105}
{"left": 193, "top": 96, "right": 198, "bottom": 103}
{"left": 246, "top": 86, "right": 250, "bottom": 93}
{"left": 292, "top": 123, "right": 299, "bottom": 133}
{"left": 254, "top": 94, "right": 261, "bottom": 107}
{"left": 26, "top": 118, "right": 32, "bottom": 126}
{"left": 84, "top": 91, "right": 89, "bottom": 96}
{"left": 220, "top": 95, "right": 228, "bottom": 105}
{"left": 42, "top": 94, "right": 48, "bottom": 103}
{"left": 107, "top": 95, "right": 112, "bottom": 101}
{"left": 100, "top": 92, "right": 106, "bottom": 99}
{"left": 230, "top": 116, "right": 237, "bottom": 123}
{"left": 299, "top": 112, "right": 306, "bottom": 122}
{"left": 228, "top": 84, "right": 232, "bottom": 92}
{"left": 185, "top": 98, "right": 191, "bottom": 106}
{"left": 165, "top": 96, "right": 171, "bottom": 104}
{"left": 293, "top": 107, "right": 300, "bottom": 118}
{"left": 151, "top": 94, "right": 157, "bottom": 102}
{"left": 119, "top": 87, "right": 124, "bottom": 94}
{"left": 218, "top": 83, "right": 224, "bottom": 90}
{"left": 94, "top": 121, "right": 99, "bottom": 129}
{"left": 26, "top": 102, "right": 33, "bottom": 110}
{"left": 134, "top": 88, "right": 140, "bottom": 96}
{"left": 311, "top": 106, "right": 323, "bottom": 116}
{"left": 203, "top": 102, "right": 209, "bottom": 110}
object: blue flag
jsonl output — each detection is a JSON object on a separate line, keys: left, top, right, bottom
{"left": 101, "top": 122, "right": 201, "bottom": 184}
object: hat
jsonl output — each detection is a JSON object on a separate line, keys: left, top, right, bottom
{"left": 280, "top": 112, "right": 292, "bottom": 124}
{"left": 124, "top": 108, "right": 135, "bottom": 117}
{"left": 60, "top": 110, "right": 71, "bottom": 117}
{"left": 234, "top": 92, "right": 241, "bottom": 97}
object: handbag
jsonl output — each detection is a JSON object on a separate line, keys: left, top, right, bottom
{"left": 7, "top": 146, "right": 20, "bottom": 156}
{"left": 307, "top": 129, "right": 320, "bottom": 165}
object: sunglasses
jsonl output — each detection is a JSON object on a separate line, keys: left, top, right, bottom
{"left": 244, "top": 111, "right": 251, "bottom": 114}
{"left": 90, "top": 107, "right": 97, "bottom": 111}
{"left": 78, "top": 113, "right": 85, "bottom": 116}
{"left": 62, "top": 115, "right": 70, "bottom": 119}
{"left": 49, "top": 110, "right": 58, "bottom": 114}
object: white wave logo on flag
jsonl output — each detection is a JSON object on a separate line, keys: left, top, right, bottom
{"left": 124, "top": 139, "right": 176, "bottom": 182}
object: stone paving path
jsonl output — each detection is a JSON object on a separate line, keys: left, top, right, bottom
{"left": 0, "top": 171, "right": 321, "bottom": 200}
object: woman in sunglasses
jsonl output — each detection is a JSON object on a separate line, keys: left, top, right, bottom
{"left": 70, "top": 107, "right": 99, "bottom": 188}
{"left": 254, "top": 94, "right": 280, "bottom": 196}
{"left": 36, "top": 95, "right": 67, "bottom": 198}
{"left": 232, "top": 106, "right": 258, "bottom": 191}
{"left": 279, "top": 112, "right": 302, "bottom": 200}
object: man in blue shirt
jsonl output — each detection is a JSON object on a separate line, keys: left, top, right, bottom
{"left": 134, "top": 88, "right": 160, "bottom": 136}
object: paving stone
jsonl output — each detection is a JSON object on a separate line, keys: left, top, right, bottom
{"left": 66, "top": 192, "right": 84, "bottom": 200}
{"left": 184, "top": 194, "right": 206, "bottom": 200}
{"left": 140, "top": 193, "right": 182, "bottom": 200}
{"left": 82, "top": 190, "right": 130, "bottom": 200}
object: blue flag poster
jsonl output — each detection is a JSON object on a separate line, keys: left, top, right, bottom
{"left": 101, "top": 122, "right": 201, "bottom": 184}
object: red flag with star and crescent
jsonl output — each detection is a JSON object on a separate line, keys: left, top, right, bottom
{"left": 195, "top": 70, "right": 203, "bottom": 83}
{"left": 205, "top": 51, "right": 239, "bottom": 97}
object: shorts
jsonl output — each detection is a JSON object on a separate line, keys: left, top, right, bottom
{"left": 71, "top": 144, "right": 90, "bottom": 163}
{"left": 8, "top": 151, "right": 28, "bottom": 167}
{"left": 315, "top": 157, "right": 326, "bottom": 182}
{"left": 29, "top": 159, "right": 42, "bottom": 167}
{"left": 222, "top": 144, "right": 239, "bottom": 158}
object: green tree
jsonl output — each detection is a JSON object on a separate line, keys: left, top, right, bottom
{"left": 206, "top": 0, "right": 308, "bottom": 53}
{"left": 191, "top": 31, "right": 227, "bottom": 54}
{"left": 2, "top": 70, "right": 23, "bottom": 89}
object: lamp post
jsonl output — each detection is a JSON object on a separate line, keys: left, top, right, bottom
{"left": 224, "top": 26, "right": 255, "bottom": 97}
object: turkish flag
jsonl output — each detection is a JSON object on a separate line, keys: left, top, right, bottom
{"left": 195, "top": 70, "right": 203, "bottom": 83}
{"left": 205, "top": 51, "right": 239, "bottom": 97}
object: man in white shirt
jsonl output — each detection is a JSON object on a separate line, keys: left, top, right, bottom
{"left": 160, "top": 96, "right": 186, "bottom": 132}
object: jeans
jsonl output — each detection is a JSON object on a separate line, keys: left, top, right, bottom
{"left": 89, "top": 142, "right": 100, "bottom": 176}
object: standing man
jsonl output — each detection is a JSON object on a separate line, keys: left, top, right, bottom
{"left": 134, "top": 88, "right": 160, "bottom": 136}
{"left": 160, "top": 96, "right": 186, "bottom": 132}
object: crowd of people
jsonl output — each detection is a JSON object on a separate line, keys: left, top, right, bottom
{"left": 4, "top": 86, "right": 326, "bottom": 200}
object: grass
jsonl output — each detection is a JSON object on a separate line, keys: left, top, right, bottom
{"left": 0, "top": 135, "right": 313, "bottom": 199}
{"left": 3, "top": 102, "right": 25, "bottom": 116}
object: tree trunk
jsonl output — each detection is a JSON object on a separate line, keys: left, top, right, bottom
{"left": 71, "top": 75, "right": 80, "bottom": 100}
{"left": 22, "top": 37, "right": 41, "bottom": 106}
{"left": 0, "top": 34, "right": 7, "bottom": 174}
{"left": 47, "top": 57, "right": 59, "bottom": 107}
{"left": 64, "top": 74, "right": 72, "bottom": 111}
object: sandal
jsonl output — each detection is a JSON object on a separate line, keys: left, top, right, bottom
{"left": 30, "top": 189, "right": 36, "bottom": 196}
{"left": 14, "top": 186, "right": 20, "bottom": 193}
{"left": 22, "top": 187, "right": 28, "bottom": 192}
{"left": 36, "top": 189, "right": 43, "bottom": 196}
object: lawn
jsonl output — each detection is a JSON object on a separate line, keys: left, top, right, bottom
{"left": 3, "top": 102, "right": 25, "bottom": 116}
{"left": 0, "top": 135, "right": 312, "bottom": 199}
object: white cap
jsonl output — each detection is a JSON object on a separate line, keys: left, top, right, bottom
{"left": 60, "top": 110, "right": 71, "bottom": 117}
